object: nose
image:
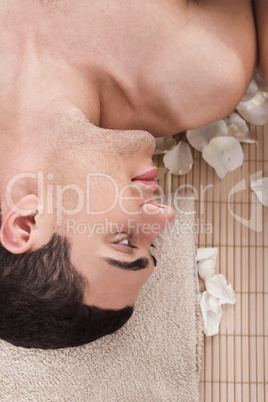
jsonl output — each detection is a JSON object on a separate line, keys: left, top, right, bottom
{"left": 137, "top": 202, "right": 175, "bottom": 244}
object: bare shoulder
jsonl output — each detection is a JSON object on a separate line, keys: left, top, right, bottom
{"left": 168, "top": 0, "right": 257, "bottom": 129}
{"left": 192, "top": 0, "right": 256, "bottom": 103}
{"left": 254, "top": 0, "right": 268, "bottom": 82}
{"left": 188, "top": 0, "right": 256, "bottom": 80}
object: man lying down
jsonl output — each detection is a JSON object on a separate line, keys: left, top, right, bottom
{"left": 0, "top": 0, "right": 266, "bottom": 349}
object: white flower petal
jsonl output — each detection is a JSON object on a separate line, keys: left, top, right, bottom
{"left": 205, "top": 274, "right": 236, "bottom": 305}
{"left": 198, "top": 260, "right": 217, "bottom": 280}
{"left": 154, "top": 137, "right": 177, "bottom": 155}
{"left": 196, "top": 247, "right": 219, "bottom": 280}
{"left": 202, "top": 136, "right": 244, "bottom": 179}
{"left": 208, "top": 293, "right": 221, "bottom": 313}
{"left": 250, "top": 177, "right": 268, "bottom": 207}
{"left": 225, "top": 112, "right": 256, "bottom": 144}
{"left": 163, "top": 141, "right": 193, "bottom": 175}
{"left": 236, "top": 91, "right": 268, "bottom": 125}
{"left": 200, "top": 291, "right": 223, "bottom": 336}
{"left": 186, "top": 120, "right": 228, "bottom": 152}
{"left": 254, "top": 71, "right": 268, "bottom": 93}
{"left": 241, "top": 78, "right": 259, "bottom": 102}
{"left": 196, "top": 247, "right": 218, "bottom": 262}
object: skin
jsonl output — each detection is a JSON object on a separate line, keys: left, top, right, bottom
{"left": 0, "top": 115, "right": 174, "bottom": 310}
{"left": 0, "top": 0, "right": 263, "bottom": 310}
{"left": 253, "top": 0, "right": 268, "bottom": 82}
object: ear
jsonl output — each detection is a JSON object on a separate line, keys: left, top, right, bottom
{"left": 0, "top": 195, "right": 39, "bottom": 254}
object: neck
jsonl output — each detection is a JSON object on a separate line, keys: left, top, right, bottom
{"left": 0, "top": 27, "right": 99, "bottom": 206}
{"left": 0, "top": 34, "right": 101, "bottom": 128}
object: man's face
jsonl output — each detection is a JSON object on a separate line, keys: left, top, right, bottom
{"left": 59, "top": 128, "right": 175, "bottom": 310}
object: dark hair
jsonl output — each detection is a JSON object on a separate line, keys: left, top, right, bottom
{"left": 0, "top": 214, "right": 133, "bottom": 349}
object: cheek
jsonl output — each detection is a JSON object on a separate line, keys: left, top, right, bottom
{"left": 87, "top": 176, "right": 121, "bottom": 214}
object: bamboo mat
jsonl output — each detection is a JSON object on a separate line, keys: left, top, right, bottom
{"left": 154, "top": 123, "right": 268, "bottom": 402}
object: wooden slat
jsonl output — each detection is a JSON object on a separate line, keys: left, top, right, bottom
{"left": 156, "top": 121, "right": 268, "bottom": 402}
{"left": 196, "top": 123, "right": 267, "bottom": 402}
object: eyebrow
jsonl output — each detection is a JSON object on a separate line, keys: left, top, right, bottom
{"left": 103, "top": 254, "right": 157, "bottom": 271}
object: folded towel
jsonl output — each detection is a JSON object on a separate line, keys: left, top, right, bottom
{"left": 0, "top": 195, "right": 203, "bottom": 402}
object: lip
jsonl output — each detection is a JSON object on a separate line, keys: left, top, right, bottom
{"left": 131, "top": 168, "right": 159, "bottom": 189}
{"left": 132, "top": 168, "right": 159, "bottom": 181}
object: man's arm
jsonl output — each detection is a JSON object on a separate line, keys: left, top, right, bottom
{"left": 254, "top": 0, "right": 268, "bottom": 82}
